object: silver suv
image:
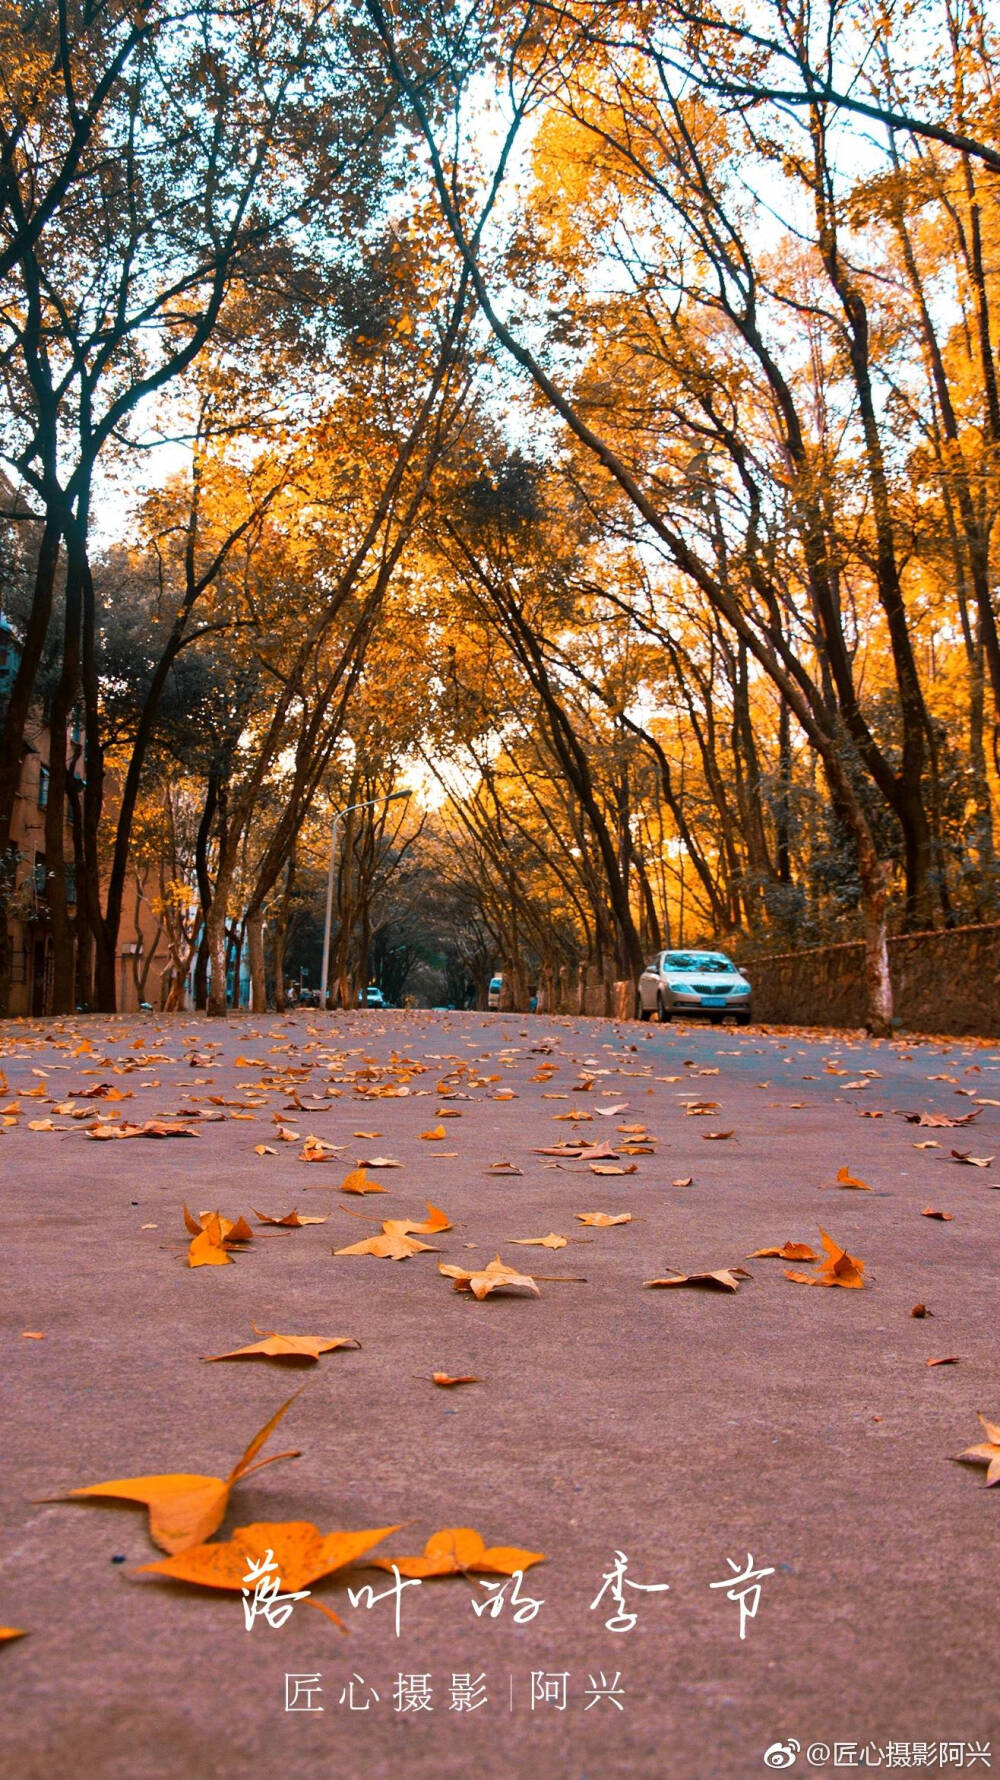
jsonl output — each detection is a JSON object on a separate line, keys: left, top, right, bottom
{"left": 637, "top": 950, "right": 752, "bottom": 1024}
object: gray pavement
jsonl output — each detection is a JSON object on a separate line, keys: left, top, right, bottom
{"left": 2, "top": 1010, "right": 998, "bottom": 1780}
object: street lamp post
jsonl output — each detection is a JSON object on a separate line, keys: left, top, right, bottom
{"left": 320, "top": 790, "right": 410, "bottom": 1010}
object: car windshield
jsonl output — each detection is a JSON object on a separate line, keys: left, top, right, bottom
{"left": 663, "top": 953, "right": 736, "bottom": 973}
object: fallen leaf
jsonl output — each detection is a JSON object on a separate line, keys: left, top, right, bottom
{"left": 949, "top": 1150, "right": 994, "bottom": 1167}
{"left": 589, "top": 1162, "right": 637, "bottom": 1176}
{"left": 381, "top": 1201, "right": 452, "bottom": 1236}
{"left": 575, "top": 1212, "right": 632, "bottom": 1227}
{"left": 205, "top": 1330, "right": 359, "bottom": 1363}
{"left": 338, "top": 1167, "right": 387, "bottom": 1195}
{"left": 252, "top": 1209, "right": 328, "bottom": 1227}
{"left": 369, "top": 1526, "right": 544, "bottom": 1578}
{"left": 898, "top": 1108, "right": 982, "bottom": 1127}
{"left": 183, "top": 1206, "right": 254, "bottom": 1268}
{"left": 299, "top": 1135, "right": 339, "bottom": 1162}
{"left": 253, "top": 1144, "right": 276, "bottom": 1157}
{"left": 0, "top": 1628, "right": 26, "bottom": 1642}
{"left": 438, "top": 1256, "right": 541, "bottom": 1300}
{"left": 954, "top": 1413, "right": 1000, "bottom": 1485}
{"left": 784, "top": 1227, "right": 865, "bottom": 1289}
{"left": 137, "top": 1518, "right": 399, "bottom": 1608}
{"left": 420, "top": 1125, "right": 447, "bottom": 1141}
{"left": 486, "top": 1162, "right": 523, "bottom": 1176}
{"left": 49, "top": 1393, "right": 302, "bottom": 1552}
{"left": 914, "top": 1141, "right": 941, "bottom": 1150}
{"left": 20, "top": 1330, "right": 45, "bottom": 1339}
{"left": 672, "top": 1176, "right": 693, "bottom": 1188}
{"left": 835, "top": 1166, "right": 871, "bottom": 1190}
{"left": 86, "top": 1119, "right": 200, "bottom": 1140}
{"left": 926, "top": 1356, "right": 960, "bottom": 1367}
{"left": 430, "top": 1373, "right": 480, "bottom": 1388}
{"left": 921, "top": 1207, "right": 954, "bottom": 1221}
{"left": 645, "top": 1267, "right": 751, "bottom": 1292}
{"left": 510, "top": 1233, "right": 568, "bottom": 1249}
{"left": 702, "top": 1130, "right": 734, "bottom": 1141}
{"left": 750, "top": 1242, "right": 819, "bottom": 1261}
{"left": 911, "top": 1303, "right": 933, "bottom": 1317}
{"left": 335, "top": 1231, "right": 438, "bottom": 1260}
{"left": 358, "top": 1156, "right": 403, "bottom": 1169}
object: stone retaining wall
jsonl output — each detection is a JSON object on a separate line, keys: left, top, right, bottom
{"left": 746, "top": 921, "right": 1000, "bottom": 1036}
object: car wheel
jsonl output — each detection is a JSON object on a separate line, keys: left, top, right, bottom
{"left": 656, "top": 991, "right": 670, "bottom": 1023}
{"left": 637, "top": 994, "right": 652, "bottom": 1022}
{"left": 736, "top": 1010, "right": 751, "bottom": 1026}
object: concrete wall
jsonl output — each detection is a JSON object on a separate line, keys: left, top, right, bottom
{"left": 746, "top": 921, "right": 1000, "bottom": 1037}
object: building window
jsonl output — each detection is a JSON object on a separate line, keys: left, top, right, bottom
{"left": 38, "top": 765, "right": 49, "bottom": 809}
{"left": 33, "top": 851, "right": 47, "bottom": 897}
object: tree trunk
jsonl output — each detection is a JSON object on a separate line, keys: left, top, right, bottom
{"left": 248, "top": 910, "right": 266, "bottom": 1012}
{"left": 206, "top": 892, "right": 230, "bottom": 1017}
{"left": 860, "top": 863, "right": 893, "bottom": 1038}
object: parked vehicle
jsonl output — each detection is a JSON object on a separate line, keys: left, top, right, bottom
{"left": 637, "top": 950, "right": 752, "bottom": 1024}
{"left": 487, "top": 973, "right": 503, "bottom": 1010}
{"left": 359, "top": 985, "right": 386, "bottom": 1008}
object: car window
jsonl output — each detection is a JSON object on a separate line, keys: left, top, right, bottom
{"left": 662, "top": 953, "right": 736, "bottom": 972}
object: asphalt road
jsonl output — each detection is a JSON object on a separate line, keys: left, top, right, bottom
{"left": 2, "top": 1009, "right": 998, "bottom": 1780}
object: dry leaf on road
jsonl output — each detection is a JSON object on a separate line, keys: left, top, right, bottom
{"left": 335, "top": 1230, "right": 439, "bottom": 1260}
{"left": 954, "top": 1413, "right": 1000, "bottom": 1485}
{"left": 835, "top": 1166, "right": 871, "bottom": 1190}
{"left": 253, "top": 1208, "right": 328, "bottom": 1228}
{"left": 137, "top": 1518, "right": 399, "bottom": 1613}
{"left": 338, "top": 1168, "right": 386, "bottom": 1195}
{"left": 439, "top": 1256, "right": 540, "bottom": 1300}
{"left": 750, "top": 1242, "right": 819, "bottom": 1261}
{"left": 430, "top": 1373, "right": 480, "bottom": 1387}
{"left": 949, "top": 1150, "right": 994, "bottom": 1167}
{"left": 921, "top": 1207, "right": 954, "bottom": 1220}
{"left": 645, "top": 1267, "right": 751, "bottom": 1292}
{"left": 48, "top": 1393, "right": 302, "bottom": 1552}
{"left": 576, "top": 1212, "right": 632, "bottom": 1227}
{"left": 370, "top": 1526, "right": 544, "bottom": 1578}
{"left": 205, "top": 1330, "right": 359, "bottom": 1363}
{"left": 784, "top": 1228, "right": 865, "bottom": 1288}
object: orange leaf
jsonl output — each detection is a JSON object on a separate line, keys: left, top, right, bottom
{"left": 784, "top": 1227, "right": 865, "bottom": 1288}
{"left": 835, "top": 1166, "right": 871, "bottom": 1190}
{"left": 205, "top": 1329, "right": 359, "bottom": 1363}
{"left": 750, "top": 1242, "right": 818, "bottom": 1261}
{"left": 575, "top": 1212, "right": 632, "bottom": 1227}
{"left": 339, "top": 1168, "right": 386, "bottom": 1195}
{"left": 370, "top": 1526, "right": 544, "bottom": 1579}
{"left": 438, "top": 1255, "right": 540, "bottom": 1299}
{"left": 137, "top": 1519, "right": 399, "bottom": 1592}
{"left": 48, "top": 1393, "right": 303, "bottom": 1552}
{"left": 252, "top": 1208, "right": 328, "bottom": 1227}
{"left": 645, "top": 1267, "right": 750, "bottom": 1292}
{"left": 431, "top": 1373, "right": 480, "bottom": 1387}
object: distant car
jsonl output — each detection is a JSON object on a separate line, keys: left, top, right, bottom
{"left": 637, "top": 950, "right": 752, "bottom": 1024}
{"left": 487, "top": 973, "right": 503, "bottom": 1010}
{"left": 359, "top": 985, "right": 386, "bottom": 1008}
